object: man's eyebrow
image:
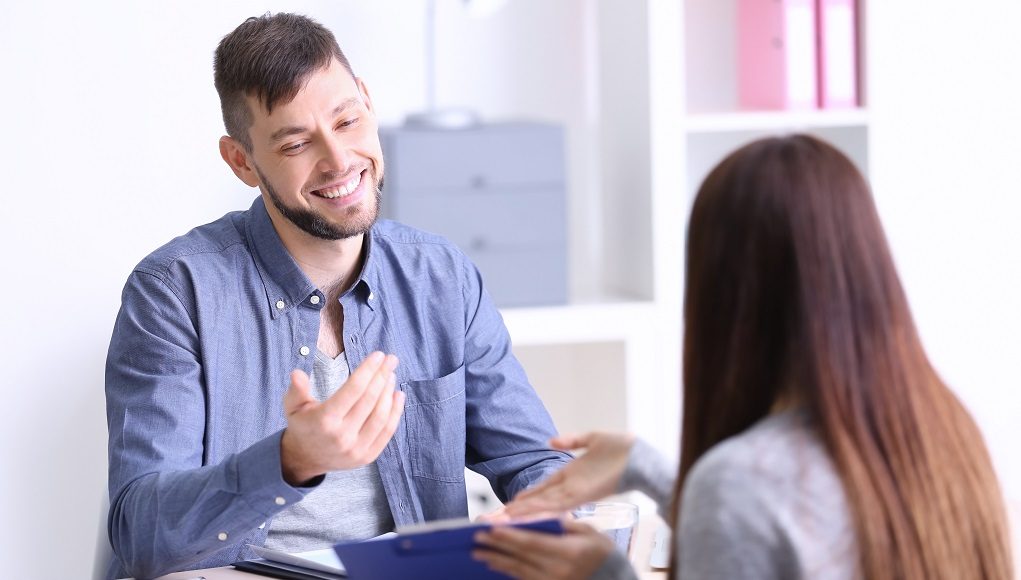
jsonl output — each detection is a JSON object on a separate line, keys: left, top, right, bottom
{"left": 268, "top": 98, "right": 362, "bottom": 143}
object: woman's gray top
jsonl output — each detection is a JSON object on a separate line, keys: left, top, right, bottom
{"left": 592, "top": 410, "right": 857, "bottom": 579}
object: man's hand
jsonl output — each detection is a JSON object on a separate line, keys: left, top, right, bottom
{"left": 280, "top": 351, "right": 405, "bottom": 485}
{"left": 503, "top": 432, "right": 636, "bottom": 517}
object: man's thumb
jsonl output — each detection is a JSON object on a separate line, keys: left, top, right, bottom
{"left": 283, "top": 369, "right": 316, "bottom": 415}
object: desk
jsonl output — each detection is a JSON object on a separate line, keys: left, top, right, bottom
{"left": 155, "top": 515, "right": 669, "bottom": 580}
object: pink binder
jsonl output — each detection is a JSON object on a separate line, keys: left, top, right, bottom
{"left": 737, "top": 0, "right": 818, "bottom": 110}
{"left": 816, "top": 0, "right": 859, "bottom": 108}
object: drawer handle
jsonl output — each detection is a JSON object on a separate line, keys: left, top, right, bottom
{"left": 470, "top": 175, "right": 488, "bottom": 190}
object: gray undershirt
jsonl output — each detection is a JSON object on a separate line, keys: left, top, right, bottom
{"left": 593, "top": 409, "right": 857, "bottom": 580}
{"left": 264, "top": 350, "right": 395, "bottom": 552}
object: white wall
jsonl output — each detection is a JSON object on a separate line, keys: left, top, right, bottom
{"left": 867, "top": 1, "right": 1021, "bottom": 506}
{"left": 0, "top": 3, "right": 420, "bottom": 577}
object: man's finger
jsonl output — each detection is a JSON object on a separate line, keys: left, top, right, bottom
{"left": 341, "top": 357, "right": 397, "bottom": 427}
{"left": 283, "top": 369, "right": 316, "bottom": 416}
{"left": 364, "top": 390, "right": 405, "bottom": 457}
{"left": 357, "top": 371, "right": 396, "bottom": 440}
{"left": 324, "top": 351, "right": 391, "bottom": 416}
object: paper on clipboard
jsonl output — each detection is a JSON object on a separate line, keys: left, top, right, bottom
{"left": 247, "top": 532, "right": 395, "bottom": 575}
{"left": 246, "top": 544, "right": 347, "bottom": 575}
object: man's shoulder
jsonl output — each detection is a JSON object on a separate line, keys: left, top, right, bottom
{"left": 370, "top": 219, "right": 466, "bottom": 263}
{"left": 372, "top": 219, "right": 458, "bottom": 249}
{"left": 133, "top": 209, "right": 249, "bottom": 280}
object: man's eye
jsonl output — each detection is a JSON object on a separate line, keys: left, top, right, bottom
{"left": 283, "top": 142, "right": 307, "bottom": 153}
{"left": 338, "top": 118, "right": 358, "bottom": 129}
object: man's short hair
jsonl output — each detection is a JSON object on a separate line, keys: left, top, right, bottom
{"left": 214, "top": 13, "right": 355, "bottom": 151}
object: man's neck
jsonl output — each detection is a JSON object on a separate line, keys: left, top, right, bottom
{"left": 269, "top": 213, "right": 367, "bottom": 295}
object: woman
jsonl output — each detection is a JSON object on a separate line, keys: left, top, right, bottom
{"left": 472, "top": 135, "right": 1013, "bottom": 579}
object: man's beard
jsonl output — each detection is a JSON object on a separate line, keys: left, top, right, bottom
{"left": 257, "top": 165, "right": 383, "bottom": 241}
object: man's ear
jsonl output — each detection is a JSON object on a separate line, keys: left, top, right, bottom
{"left": 219, "top": 136, "right": 260, "bottom": 188}
{"left": 356, "top": 78, "right": 375, "bottom": 114}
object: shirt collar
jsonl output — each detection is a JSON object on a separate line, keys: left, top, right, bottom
{"left": 244, "top": 196, "right": 381, "bottom": 318}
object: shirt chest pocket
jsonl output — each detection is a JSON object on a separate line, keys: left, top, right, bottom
{"left": 405, "top": 364, "right": 466, "bottom": 483}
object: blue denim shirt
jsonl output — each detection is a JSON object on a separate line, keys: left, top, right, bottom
{"left": 105, "top": 197, "right": 569, "bottom": 578}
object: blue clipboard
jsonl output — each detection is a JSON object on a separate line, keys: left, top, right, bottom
{"left": 332, "top": 518, "right": 563, "bottom": 580}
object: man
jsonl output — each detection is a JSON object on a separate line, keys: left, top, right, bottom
{"left": 104, "top": 13, "right": 568, "bottom": 578}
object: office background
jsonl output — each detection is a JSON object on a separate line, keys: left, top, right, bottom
{"left": 0, "top": 1, "right": 1018, "bottom": 576}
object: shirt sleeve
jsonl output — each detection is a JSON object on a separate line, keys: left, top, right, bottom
{"left": 458, "top": 256, "right": 571, "bottom": 502}
{"left": 105, "top": 269, "right": 316, "bottom": 578}
{"left": 675, "top": 447, "right": 793, "bottom": 580}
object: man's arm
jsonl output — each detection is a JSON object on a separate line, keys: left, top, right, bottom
{"left": 459, "top": 258, "right": 572, "bottom": 501}
{"left": 105, "top": 270, "right": 307, "bottom": 578}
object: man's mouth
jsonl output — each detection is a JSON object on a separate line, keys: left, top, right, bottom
{"left": 311, "top": 170, "right": 364, "bottom": 199}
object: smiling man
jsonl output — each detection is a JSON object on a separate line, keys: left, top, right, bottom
{"left": 103, "top": 13, "right": 569, "bottom": 579}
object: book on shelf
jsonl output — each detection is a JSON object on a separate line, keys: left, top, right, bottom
{"left": 737, "top": 0, "right": 818, "bottom": 110}
{"left": 736, "top": 0, "right": 860, "bottom": 111}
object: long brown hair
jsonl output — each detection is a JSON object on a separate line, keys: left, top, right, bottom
{"left": 672, "top": 134, "right": 1012, "bottom": 579}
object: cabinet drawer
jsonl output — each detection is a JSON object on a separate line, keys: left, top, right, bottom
{"left": 469, "top": 245, "right": 568, "bottom": 308}
{"left": 390, "top": 188, "right": 565, "bottom": 249}
{"left": 381, "top": 124, "right": 565, "bottom": 191}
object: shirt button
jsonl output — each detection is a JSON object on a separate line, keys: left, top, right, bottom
{"left": 299, "top": 346, "right": 310, "bottom": 357}
{"left": 310, "top": 295, "right": 321, "bottom": 305}
{"left": 368, "top": 292, "right": 375, "bottom": 301}
{"left": 275, "top": 496, "right": 287, "bottom": 506}
{"left": 217, "top": 532, "right": 228, "bottom": 541}
{"left": 350, "top": 334, "right": 359, "bottom": 344}
{"left": 275, "top": 300, "right": 285, "bottom": 310}
{"left": 258, "top": 522, "right": 266, "bottom": 529}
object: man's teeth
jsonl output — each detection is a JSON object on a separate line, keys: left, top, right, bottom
{"left": 317, "top": 173, "right": 362, "bottom": 199}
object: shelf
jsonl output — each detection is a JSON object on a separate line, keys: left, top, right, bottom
{"left": 685, "top": 108, "right": 869, "bottom": 134}
{"left": 500, "top": 299, "right": 657, "bottom": 346}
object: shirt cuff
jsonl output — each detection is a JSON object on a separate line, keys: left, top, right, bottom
{"left": 617, "top": 438, "right": 677, "bottom": 514}
{"left": 234, "top": 429, "right": 321, "bottom": 517}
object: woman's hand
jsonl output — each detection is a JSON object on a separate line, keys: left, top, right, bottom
{"left": 473, "top": 518, "right": 615, "bottom": 580}
{"left": 504, "top": 432, "right": 636, "bottom": 517}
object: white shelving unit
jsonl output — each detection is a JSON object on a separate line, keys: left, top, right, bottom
{"left": 685, "top": 109, "right": 869, "bottom": 134}
{"left": 463, "top": 0, "right": 869, "bottom": 514}
{"left": 491, "top": 0, "right": 686, "bottom": 456}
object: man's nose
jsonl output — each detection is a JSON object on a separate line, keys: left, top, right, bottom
{"left": 317, "top": 134, "right": 355, "bottom": 175}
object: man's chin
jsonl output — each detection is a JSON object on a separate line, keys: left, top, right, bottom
{"left": 310, "top": 202, "right": 379, "bottom": 240}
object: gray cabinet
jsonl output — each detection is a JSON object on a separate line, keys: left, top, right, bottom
{"left": 380, "top": 123, "right": 568, "bottom": 307}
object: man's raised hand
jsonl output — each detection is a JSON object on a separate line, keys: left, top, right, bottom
{"left": 280, "top": 351, "right": 405, "bottom": 485}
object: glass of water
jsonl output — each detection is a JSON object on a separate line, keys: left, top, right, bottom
{"left": 571, "top": 501, "right": 639, "bottom": 560}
